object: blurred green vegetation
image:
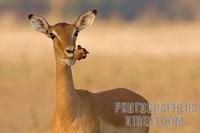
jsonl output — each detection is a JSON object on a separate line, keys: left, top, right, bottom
{"left": 0, "top": 0, "right": 200, "bottom": 21}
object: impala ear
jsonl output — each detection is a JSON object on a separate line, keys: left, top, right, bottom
{"left": 28, "top": 14, "right": 51, "bottom": 36}
{"left": 74, "top": 10, "right": 97, "bottom": 31}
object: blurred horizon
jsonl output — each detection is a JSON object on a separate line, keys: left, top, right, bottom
{"left": 1, "top": 0, "right": 200, "bottom": 23}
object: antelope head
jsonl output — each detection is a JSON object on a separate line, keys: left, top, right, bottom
{"left": 28, "top": 10, "right": 97, "bottom": 66}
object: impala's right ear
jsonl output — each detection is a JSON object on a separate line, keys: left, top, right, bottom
{"left": 28, "top": 14, "right": 51, "bottom": 36}
{"left": 74, "top": 10, "right": 97, "bottom": 31}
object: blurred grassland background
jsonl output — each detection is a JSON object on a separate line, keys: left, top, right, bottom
{"left": 0, "top": 0, "right": 200, "bottom": 133}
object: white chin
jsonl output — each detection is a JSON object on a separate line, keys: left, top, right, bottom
{"left": 65, "top": 59, "right": 76, "bottom": 66}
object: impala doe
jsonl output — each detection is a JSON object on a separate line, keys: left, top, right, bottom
{"left": 28, "top": 10, "right": 150, "bottom": 133}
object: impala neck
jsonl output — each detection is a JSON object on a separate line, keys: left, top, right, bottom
{"left": 55, "top": 60, "right": 78, "bottom": 116}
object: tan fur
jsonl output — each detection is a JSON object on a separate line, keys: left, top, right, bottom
{"left": 28, "top": 10, "right": 150, "bottom": 133}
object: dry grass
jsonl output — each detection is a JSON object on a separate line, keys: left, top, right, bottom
{"left": 0, "top": 23, "right": 200, "bottom": 132}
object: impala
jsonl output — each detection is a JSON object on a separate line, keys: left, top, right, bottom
{"left": 28, "top": 10, "right": 150, "bottom": 133}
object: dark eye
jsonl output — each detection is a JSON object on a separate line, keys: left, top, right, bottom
{"left": 74, "top": 31, "right": 79, "bottom": 37}
{"left": 49, "top": 33, "right": 55, "bottom": 40}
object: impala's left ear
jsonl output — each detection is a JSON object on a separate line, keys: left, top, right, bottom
{"left": 74, "top": 10, "right": 97, "bottom": 31}
{"left": 28, "top": 14, "right": 52, "bottom": 36}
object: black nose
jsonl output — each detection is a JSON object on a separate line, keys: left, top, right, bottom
{"left": 66, "top": 48, "right": 75, "bottom": 54}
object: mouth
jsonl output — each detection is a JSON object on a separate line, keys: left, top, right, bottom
{"left": 66, "top": 53, "right": 74, "bottom": 58}
{"left": 62, "top": 45, "right": 89, "bottom": 66}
